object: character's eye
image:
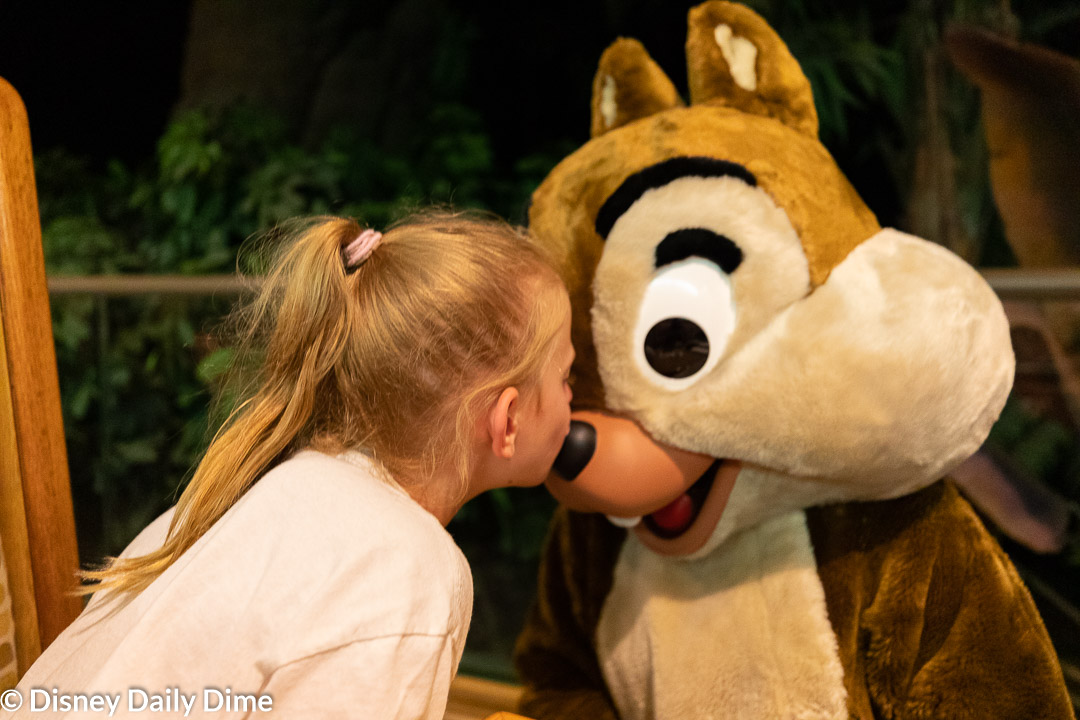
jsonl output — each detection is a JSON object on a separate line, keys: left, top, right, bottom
{"left": 644, "top": 318, "right": 709, "bottom": 378}
{"left": 633, "top": 257, "right": 736, "bottom": 389}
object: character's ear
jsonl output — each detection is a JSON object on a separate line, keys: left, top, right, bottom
{"left": 686, "top": 1, "right": 818, "bottom": 137}
{"left": 591, "top": 38, "right": 684, "bottom": 138}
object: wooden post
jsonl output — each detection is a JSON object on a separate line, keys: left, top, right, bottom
{"left": 0, "top": 76, "right": 82, "bottom": 672}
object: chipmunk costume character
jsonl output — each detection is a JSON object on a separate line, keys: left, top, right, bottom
{"left": 514, "top": 3, "right": 1074, "bottom": 718}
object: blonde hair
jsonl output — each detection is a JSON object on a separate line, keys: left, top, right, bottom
{"left": 83, "top": 211, "right": 565, "bottom": 595}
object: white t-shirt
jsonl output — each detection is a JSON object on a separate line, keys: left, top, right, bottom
{"left": 14, "top": 450, "right": 473, "bottom": 719}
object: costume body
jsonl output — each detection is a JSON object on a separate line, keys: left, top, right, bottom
{"left": 518, "top": 483, "right": 1072, "bottom": 719}
{"left": 16, "top": 450, "right": 472, "bottom": 719}
{"left": 514, "top": 3, "right": 1074, "bottom": 718}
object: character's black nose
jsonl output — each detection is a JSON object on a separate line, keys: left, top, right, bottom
{"left": 552, "top": 420, "right": 597, "bottom": 481}
{"left": 644, "top": 317, "right": 710, "bottom": 378}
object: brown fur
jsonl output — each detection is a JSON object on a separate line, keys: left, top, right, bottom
{"left": 516, "top": 484, "right": 1074, "bottom": 718}
{"left": 811, "top": 482, "right": 1073, "bottom": 719}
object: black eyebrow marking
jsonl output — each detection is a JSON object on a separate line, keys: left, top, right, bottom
{"left": 594, "top": 157, "right": 757, "bottom": 239}
{"left": 655, "top": 228, "right": 743, "bottom": 273}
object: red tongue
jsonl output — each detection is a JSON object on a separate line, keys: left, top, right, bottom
{"left": 649, "top": 493, "right": 695, "bottom": 533}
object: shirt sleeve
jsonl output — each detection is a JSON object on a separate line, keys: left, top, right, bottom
{"left": 250, "top": 634, "right": 458, "bottom": 720}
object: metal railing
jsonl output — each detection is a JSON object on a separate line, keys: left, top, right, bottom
{"left": 45, "top": 268, "right": 1080, "bottom": 300}
{"left": 47, "top": 275, "right": 255, "bottom": 297}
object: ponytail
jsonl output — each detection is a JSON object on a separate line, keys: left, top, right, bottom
{"left": 83, "top": 218, "right": 360, "bottom": 595}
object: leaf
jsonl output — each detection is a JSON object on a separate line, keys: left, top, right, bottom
{"left": 114, "top": 441, "right": 159, "bottom": 464}
{"left": 196, "top": 347, "right": 235, "bottom": 386}
{"left": 68, "top": 381, "right": 96, "bottom": 420}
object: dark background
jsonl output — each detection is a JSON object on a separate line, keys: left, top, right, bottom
{"left": 0, "top": 0, "right": 922, "bottom": 225}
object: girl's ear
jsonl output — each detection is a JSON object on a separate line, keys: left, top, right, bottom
{"left": 487, "top": 387, "right": 520, "bottom": 459}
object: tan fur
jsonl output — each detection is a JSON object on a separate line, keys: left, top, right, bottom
{"left": 597, "top": 229, "right": 1013, "bottom": 498}
{"left": 598, "top": 510, "right": 847, "bottom": 720}
{"left": 689, "top": 463, "right": 849, "bottom": 560}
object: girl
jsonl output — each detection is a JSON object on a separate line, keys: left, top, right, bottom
{"left": 14, "top": 212, "right": 574, "bottom": 718}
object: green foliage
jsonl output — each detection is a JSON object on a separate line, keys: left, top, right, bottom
{"left": 988, "top": 399, "right": 1080, "bottom": 501}
{"left": 40, "top": 101, "right": 563, "bottom": 562}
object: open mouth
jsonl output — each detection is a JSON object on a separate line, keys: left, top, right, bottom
{"left": 643, "top": 459, "right": 723, "bottom": 538}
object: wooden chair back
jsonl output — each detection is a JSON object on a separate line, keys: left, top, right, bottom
{"left": 0, "top": 75, "right": 82, "bottom": 678}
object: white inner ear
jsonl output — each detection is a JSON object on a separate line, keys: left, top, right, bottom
{"left": 601, "top": 75, "right": 618, "bottom": 129}
{"left": 714, "top": 24, "right": 758, "bottom": 92}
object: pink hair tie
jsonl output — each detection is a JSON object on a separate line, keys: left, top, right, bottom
{"left": 342, "top": 229, "right": 383, "bottom": 269}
